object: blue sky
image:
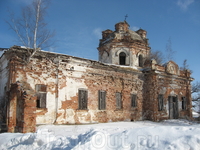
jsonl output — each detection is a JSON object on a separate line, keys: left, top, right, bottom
{"left": 0, "top": 0, "right": 200, "bottom": 82}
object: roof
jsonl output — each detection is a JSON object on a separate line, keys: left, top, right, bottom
{"left": 0, "top": 48, "right": 9, "bottom": 51}
{"left": 1, "top": 46, "right": 141, "bottom": 74}
{"left": 101, "top": 29, "right": 143, "bottom": 44}
{"left": 99, "top": 21, "right": 145, "bottom": 45}
{"left": 128, "top": 30, "right": 143, "bottom": 41}
{"left": 0, "top": 48, "right": 8, "bottom": 57}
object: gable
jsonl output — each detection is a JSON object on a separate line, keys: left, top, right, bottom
{"left": 166, "top": 61, "right": 179, "bottom": 75}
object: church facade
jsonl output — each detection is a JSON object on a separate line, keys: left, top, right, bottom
{"left": 0, "top": 21, "right": 193, "bottom": 133}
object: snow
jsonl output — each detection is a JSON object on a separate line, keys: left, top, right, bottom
{"left": 0, "top": 120, "right": 200, "bottom": 150}
{"left": 0, "top": 51, "right": 4, "bottom": 57}
{"left": 193, "top": 111, "right": 200, "bottom": 118}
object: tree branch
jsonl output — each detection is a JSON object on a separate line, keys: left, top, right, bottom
{"left": 6, "top": 0, "right": 54, "bottom": 63}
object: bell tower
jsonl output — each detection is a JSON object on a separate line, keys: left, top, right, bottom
{"left": 97, "top": 21, "right": 150, "bottom": 68}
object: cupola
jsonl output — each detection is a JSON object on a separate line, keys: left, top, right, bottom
{"left": 115, "top": 21, "right": 129, "bottom": 33}
{"left": 97, "top": 21, "right": 151, "bottom": 68}
{"left": 136, "top": 29, "right": 147, "bottom": 39}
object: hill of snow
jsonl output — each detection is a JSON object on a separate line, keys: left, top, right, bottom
{"left": 0, "top": 119, "right": 200, "bottom": 150}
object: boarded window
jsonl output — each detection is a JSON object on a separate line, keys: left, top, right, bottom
{"left": 182, "top": 97, "right": 186, "bottom": 110}
{"left": 131, "top": 94, "right": 137, "bottom": 107}
{"left": 119, "top": 52, "right": 126, "bottom": 65}
{"left": 116, "top": 92, "right": 122, "bottom": 109}
{"left": 36, "top": 84, "right": 47, "bottom": 108}
{"left": 139, "top": 55, "right": 143, "bottom": 67}
{"left": 78, "top": 89, "right": 88, "bottom": 110}
{"left": 98, "top": 90, "right": 106, "bottom": 110}
{"left": 158, "top": 94, "right": 164, "bottom": 111}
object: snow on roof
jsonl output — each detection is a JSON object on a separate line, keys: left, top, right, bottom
{"left": 0, "top": 48, "right": 8, "bottom": 57}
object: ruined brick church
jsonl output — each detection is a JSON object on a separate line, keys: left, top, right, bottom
{"left": 0, "top": 21, "right": 193, "bottom": 133}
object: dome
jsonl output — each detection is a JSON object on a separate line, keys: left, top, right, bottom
{"left": 99, "top": 21, "right": 146, "bottom": 45}
{"left": 128, "top": 30, "right": 143, "bottom": 41}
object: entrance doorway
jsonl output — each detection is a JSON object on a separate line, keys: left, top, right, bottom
{"left": 168, "top": 96, "right": 179, "bottom": 119}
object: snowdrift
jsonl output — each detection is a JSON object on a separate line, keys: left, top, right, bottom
{"left": 0, "top": 120, "right": 200, "bottom": 150}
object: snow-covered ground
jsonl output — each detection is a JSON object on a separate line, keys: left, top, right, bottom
{"left": 0, "top": 120, "right": 200, "bottom": 150}
{"left": 193, "top": 111, "right": 200, "bottom": 118}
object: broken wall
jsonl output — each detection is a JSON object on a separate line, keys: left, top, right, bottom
{"left": 98, "top": 41, "right": 150, "bottom": 67}
{"left": 7, "top": 82, "right": 36, "bottom": 133}
{"left": 7, "top": 47, "right": 144, "bottom": 126}
{"left": 143, "top": 63, "right": 192, "bottom": 121}
{"left": 0, "top": 54, "right": 9, "bottom": 124}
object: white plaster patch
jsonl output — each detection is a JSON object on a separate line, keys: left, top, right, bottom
{"left": 101, "top": 51, "right": 109, "bottom": 63}
{"left": 77, "top": 112, "right": 90, "bottom": 123}
{"left": 58, "top": 87, "right": 66, "bottom": 101}
{"left": 65, "top": 77, "right": 87, "bottom": 100}
{"left": 170, "top": 91, "right": 175, "bottom": 95}
{"left": 56, "top": 109, "right": 66, "bottom": 124}
{"left": 0, "top": 56, "right": 9, "bottom": 98}
{"left": 26, "top": 74, "right": 36, "bottom": 89}
{"left": 65, "top": 109, "right": 75, "bottom": 124}
{"left": 178, "top": 100, "right": 182, "bottom": 111}
{"left": 159, "top": 88, "right": 166, "bottom": 94}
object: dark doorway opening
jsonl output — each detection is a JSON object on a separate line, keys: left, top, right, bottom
{"left": 139, "top": 55, "right": 143, "bottom": 67}
{"left": 119, "top": 52, "right": 126, "bottom": 65}
{"left": 168, "top": 96, "right": 179, "bottom": 119}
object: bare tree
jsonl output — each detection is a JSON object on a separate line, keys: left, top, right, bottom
{"left": 192, "top": 81, "right": 200, "bottom": 113}
{"left": 180, "top": 59, "right": 189, "bottom": 71}
{"left": 146, "top": 50, "right": 165, "bottom": 65}
{"left": 7, "top": 0, "right": 54, "bottom": 62}
{"left": 192, "top": 82, "right": 200, "bottom": 95}
{"left": 166, "top": 38, "right": 176, "bottom": 61}
{"left": 151, "top": 50, "right": 165, "bottom": 65}
{"left": 146, "top": 38, "right": 176, "bottom": 65}
{"left": 180, "top": 59, "right": 193, "bottom": 73}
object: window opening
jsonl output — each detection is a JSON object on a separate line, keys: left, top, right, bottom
{"left": 36, "top": 84, "right": 47, "bottom": 108}
{"left": 131, "top": 94, "right": 137, "bottom": 107}
{"left": 182, "top": 97, "right": 186, "bottom": 110}
{"left": 98, "top": 90, "right": 106, "bottom": 110}
{"left": 158, "top": 94, "right": 164, "bottom": 111}
{"left": 119, "top": 52, "right": 126, "bottom": 65}
{"left": 78, "top": 89, "right": 88, "bottom": 110}
{"left": 139, "top": 55, "right": 143, "bottom": 67}
{"left": 116, "top": 92, "right": 122, "bottom": 109}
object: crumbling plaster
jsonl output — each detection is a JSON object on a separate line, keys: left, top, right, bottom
{"left": 0, "top": 55, "right": 9, "bottom": 100}
{"left": 6, "top": 49, "right": 143, "bottom": 125}
{"left": 99, "top": 43, "right": 149, "bottom": 67}
{"left": 143, "top": 64, "right": 192, "bottom": 121}
{"left": 1, "top": 21, "right": 193, "bottom": 133}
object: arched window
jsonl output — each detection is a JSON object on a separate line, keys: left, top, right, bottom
{"left": 119, "top": 52, "right": 126, "bottom": 65}
{"left": 139, "top": 55, "right": 143, "bottom": 67}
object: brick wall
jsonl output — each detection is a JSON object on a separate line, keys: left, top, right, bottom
{"left": 143, "top": 66, "right": 192, "bottom": 121}
{"left": 7, "top": 82, "right": 36, "bottom": 133}
{"left": 4, "top": 46, "right": 193, "bottom": 133}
